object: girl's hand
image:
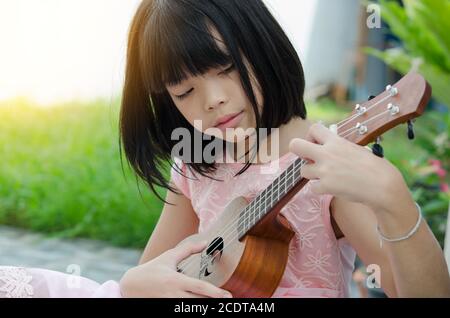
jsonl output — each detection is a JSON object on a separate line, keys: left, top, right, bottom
{"left": 289, "top": 123, "right": 413, "bottom": 213}
{"left": 120, "top": 241, "right": 233, "bottom": 298}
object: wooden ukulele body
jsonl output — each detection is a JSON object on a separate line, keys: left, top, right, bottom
{"left": 178, "top": 196, "right": 295, "bottom": 298}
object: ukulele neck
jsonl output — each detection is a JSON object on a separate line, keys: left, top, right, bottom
{"left": 238, "top": 157, "right": 305, "bottom": 239}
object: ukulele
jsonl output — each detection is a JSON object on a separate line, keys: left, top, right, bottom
{"left": 176, "top": 72, "right": 432, "bottom": 297}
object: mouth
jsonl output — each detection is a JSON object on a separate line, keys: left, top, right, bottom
{"left": 214, "top": 111, "right": 244, "bottom": 129}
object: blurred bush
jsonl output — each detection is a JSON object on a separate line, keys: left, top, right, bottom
{"left": 0, "top": 98, "right": 165, "bottom": 248}
{"left": 366, "top": 0, "right": 450, "bottom": 106}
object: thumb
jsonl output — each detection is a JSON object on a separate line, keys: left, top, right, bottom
{"left": 169, "top": 240, "right": 208, "bottom": 266}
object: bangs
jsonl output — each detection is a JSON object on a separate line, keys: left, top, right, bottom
{"left": 139, "top": 1, "right": 233, "bottom": 93}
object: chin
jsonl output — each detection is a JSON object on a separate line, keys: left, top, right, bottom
{"left": 204, "top": 131, "right": 245, "bottom": 144}
{"left": 224, "top": 133, "right": 248, "bottom": 144}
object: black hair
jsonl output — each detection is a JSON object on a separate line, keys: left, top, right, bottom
{"left": 120, "top": 0, "right": 306, "bottom": 202}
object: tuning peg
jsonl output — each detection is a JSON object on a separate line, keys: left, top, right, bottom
{"left": 371, "top": 136, "right": 384, "bottom": 158}
{"left": 407, "top": 120, "right": 415, "bottom": 140}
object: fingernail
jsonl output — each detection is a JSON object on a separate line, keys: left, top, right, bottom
{"left": 223, "top": 292, "right": 233, "bottom": 298}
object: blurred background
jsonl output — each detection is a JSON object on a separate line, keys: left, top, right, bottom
{"left": 0, "top": 0, "right": 449, "bottom": 296}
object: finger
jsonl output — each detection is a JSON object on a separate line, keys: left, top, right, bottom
{"left": 165, "top": 241, "right": 208, "bottom": 266}
{"left": 289, "top": 138, "right": 321, "bottom": 162}
{"left": 306, "top": 123, "right": 336, "bottom": 145}
{"left": 300, "top": 163, "right": 320, "bottom": 180}
{"left": 180, "top": 275, "right": 233, "bottom": 298}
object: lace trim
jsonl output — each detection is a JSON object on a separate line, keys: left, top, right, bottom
{"left": 0, "top": 267, "right": 34, "bottom": 298}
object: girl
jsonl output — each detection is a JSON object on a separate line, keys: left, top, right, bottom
{"left": 1, "top": 0, "right": 449, "bottom": 298}
{"left": 120, "top": 0, "right": 450, "bottom": 297}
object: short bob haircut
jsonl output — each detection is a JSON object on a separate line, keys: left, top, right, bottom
{"left": 120, "top": 0, "right": 306, "bottom": 202}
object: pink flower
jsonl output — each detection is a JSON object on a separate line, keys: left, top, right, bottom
{"left": 429, "top": 159, "right": 442, "bottom": 168}
{"left": 429, "top": 159, "right": 447, "bottom": 178}
{"left": 436, "top": 168, "right": 447, "bottom": 178}
{"left": 441, "top": 183, "right": 449, "bottom": 193}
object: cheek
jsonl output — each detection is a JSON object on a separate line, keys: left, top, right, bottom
{"left": 173, "top": 101, "right": 201, "bottom": 125}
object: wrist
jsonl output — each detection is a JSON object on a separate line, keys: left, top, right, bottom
{"left": 375, "top": 197, "right": 421, "bottom": 240}
{"left": 376, "top": 201, "right": 422, "bottom": 247}
{"left": 374, "top": 167, "right": 413, "bottom": 215}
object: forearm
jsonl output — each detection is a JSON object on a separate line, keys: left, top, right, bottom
{"left": 377, "top": 194, "right": 450, "bottom": 297}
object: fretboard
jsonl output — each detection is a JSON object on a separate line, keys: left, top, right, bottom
{"left": 237, "top": 157, "right": 306, "bottom": 238}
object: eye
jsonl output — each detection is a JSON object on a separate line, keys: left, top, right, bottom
{"left": 220, "top": 63, "right": 235, "bottom": 75}
{"left": 175, "top": 88, "right": 193, "bottom": 100}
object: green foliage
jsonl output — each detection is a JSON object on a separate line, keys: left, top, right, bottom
{"left": 0, "top": 98, "right": 166, "bottom": 248}
{"left": 365, "top": 0, "right": 450, "bottom": 246}
{"left": 389, "top": 111, "right": 450, "bottom": 247}
{"left": 366, "top": 0, "right": 450, "bottom": 107}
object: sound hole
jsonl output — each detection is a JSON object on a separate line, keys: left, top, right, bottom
{"left": 201, "top": 237, "right": 224, "bottom": 277}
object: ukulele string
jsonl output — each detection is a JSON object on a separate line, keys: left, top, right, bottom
{"left": 178, "top": 95, "right": 396, "bottom": 275}
{"left": 340, "top": 108, "right": 396, "bottom": 139}
{"left": 333, "top": 94, "right": 391, "bottom": 129}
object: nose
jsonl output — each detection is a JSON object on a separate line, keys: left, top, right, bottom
{"left": 204, "top": 80, "right": 229, "bottom": 111}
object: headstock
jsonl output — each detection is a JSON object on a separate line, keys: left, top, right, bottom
{"left": 334, "top": 72, "right": 432, "bottom": 147}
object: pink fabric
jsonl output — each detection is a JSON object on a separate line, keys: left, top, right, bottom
{"left": 0, "top": 266, "right": 122, "bottom": 298}
{"left": 171, "top": 152, "right": 356, "bottom": 298}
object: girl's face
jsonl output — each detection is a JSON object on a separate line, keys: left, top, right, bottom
{"left": 165, "top": 30, "right": 263, "bottom": 144}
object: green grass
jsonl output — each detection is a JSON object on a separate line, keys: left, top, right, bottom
{"left": 0, "top": 97, "right": 165, "bottom": 248}
{"left": 0, "top": 97, "right": 427, "bottom": 248}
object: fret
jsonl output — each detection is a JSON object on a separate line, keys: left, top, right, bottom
{"left": 250, "top": 200, "right": 256, "bottom": 230}
{"left": 262, "top": 187, "right": 266, "bottom": 216}
{"left": 258, "top": 194, "right": 262, "bottom": 222}
{"left": 292, "top": 166, "right": 296, "bottom": 186}
{"left": 286, "top": 169, "right": 292, "bottom": 191}
{"left": 253, "top": 206, "right": 256, "bottom": 225}
{"left": 252, "top": 193, "right": 261, "bottom": 229}
{"left": 279, "top": 175, "right": 286, "bottom": 195}
{"left": 268, "top": 183, "right": 273, "bottom": 211}
{"left": 277, "top": 175, "right": 281, "bottom": 201}
{"left": 244, "top": 206, "right": 248, "bottom": 233}
{"left": 249, "top": 203, "right": 253, "bottom": 231}
{"left": 255, "top": 192, "right": 262, "bottom": 224}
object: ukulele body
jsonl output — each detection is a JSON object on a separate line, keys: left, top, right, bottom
{"left": 177, "top": 196, "right": 295, "bottom": 298}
